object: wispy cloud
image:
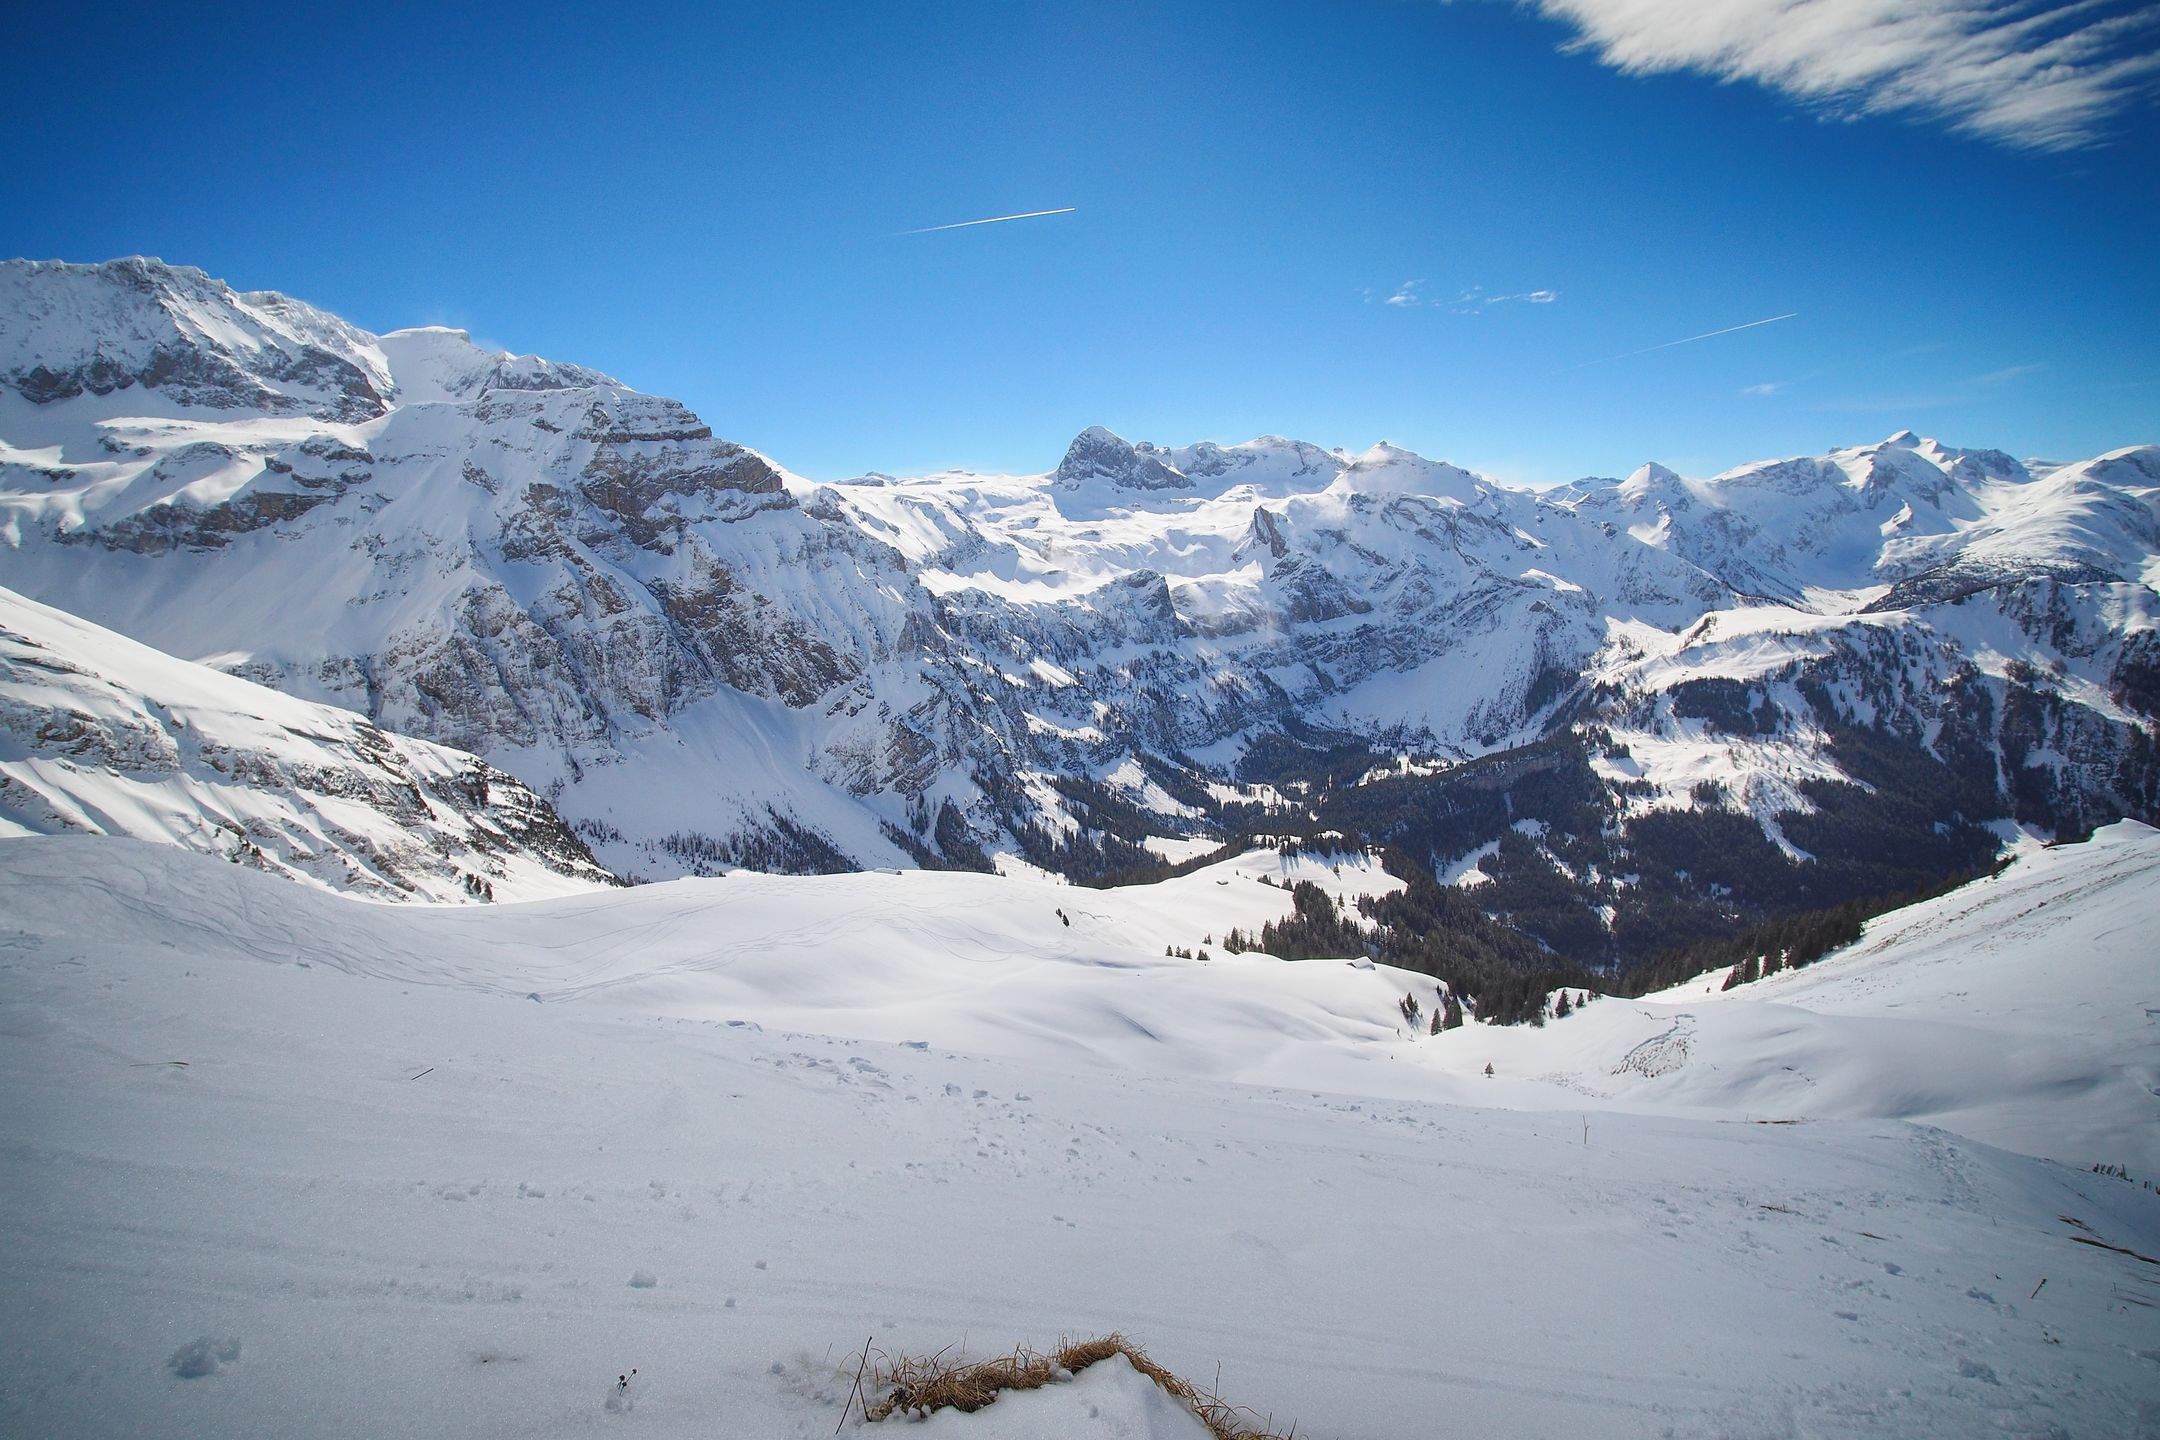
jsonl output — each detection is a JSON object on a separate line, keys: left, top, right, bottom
{"left": 1741, "top": 380, "right": 1783, "bottom": 396}
{"left": 1449, "top": 284, "right": 1560, "bottom": 313}
{"left": 1976, "top": 362, "right": 2045, "bottom": 384}
{"left": 1380, "top": 280, "right": 1560, "bottom": 312}
{"left": 1520, "top": 0, "right": 2160, "bottom": 151}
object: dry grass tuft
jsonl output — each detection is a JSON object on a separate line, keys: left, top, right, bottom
{"left": 858, "top": 1331, "right": 1295, "bottom": 1437}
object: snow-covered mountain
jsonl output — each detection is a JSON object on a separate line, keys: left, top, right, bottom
{"left": 0, "top": 259, "right": 956, "bottom": 879}
{"left": 3, "top": 257, "right": 2155, "bottom": 984}
{"left": 0, "top": 585, "right": 615, "bottom": 902}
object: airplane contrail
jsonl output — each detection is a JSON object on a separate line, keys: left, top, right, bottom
{"left": 901, "top": 207, "right": 1077, "bottom": 235}
{"left": 1617, "top": 312, "right": 1799, "bottom": 359}
{"left": 1559, "top": 312, "right": 1798, "bottom": 372}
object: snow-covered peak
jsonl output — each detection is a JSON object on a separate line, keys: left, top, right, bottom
{"left": 1052, "top": 425, "right": 1193, "bottom": 493}
{"left": 374, "top": 324, "right": 620, "bottom": 405}
{"left": 0, "top": 256, "right": 393, "bottom": 422}
{"left": 1339, "top": 440, "right": 1486, "bottom": 501}
{"left": 2079, "top": 443, "right": 2160, "bottom": 489}
{"left": 1619, "top": 461, "right": 1683, "bottom": 497}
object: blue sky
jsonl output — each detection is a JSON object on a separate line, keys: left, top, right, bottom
{"left": 8, "top": 0, "right": 2157, "bottom": 483}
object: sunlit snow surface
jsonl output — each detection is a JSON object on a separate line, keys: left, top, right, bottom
{"left": 3, "top": 826, "right": 2158, "bottom": 1438}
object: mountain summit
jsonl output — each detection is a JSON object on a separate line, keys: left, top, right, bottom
{"left": 1052, "top": 426, "right": 1194, "bottom": 492}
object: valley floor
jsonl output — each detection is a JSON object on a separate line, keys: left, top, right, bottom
{"left": 2, "top": 837, "right": 2157, "bottom": 1438}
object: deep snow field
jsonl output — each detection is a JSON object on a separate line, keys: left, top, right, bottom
{"left": 3, "top": 827, "right": 2158, "bottom": 1438}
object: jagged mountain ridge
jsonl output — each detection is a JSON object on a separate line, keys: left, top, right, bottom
{"left": 0, "top": 585, "right": 616, "bottom": 902}
{"left": 2, "top": 257, "right": 2155, "bottom": 973}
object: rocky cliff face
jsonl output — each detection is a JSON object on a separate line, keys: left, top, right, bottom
{"left": 2, "top": 258, "right": 2155, "bottom": 966}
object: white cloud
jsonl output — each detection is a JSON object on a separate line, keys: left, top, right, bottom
{"left": 1451, "top": 284, "right": 1560, "bottom": 312}
{"left": 1386, "top": 280, "right": 1426, "bottom": 306}
{"left": 1522, "top": 0, "right": 2160, "bottom": 150}
{"left": 1742, "top": 381, "right": 1783, "bottom": 396}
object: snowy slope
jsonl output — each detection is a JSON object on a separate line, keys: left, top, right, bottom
{"left": 0, "top": 832, "right": 1409, "bottom": 1081}
{"left": 1395, "top": 821, "right": 2160, "bottom": 1170}
{"left": 1, "top": 814, "right": 2148, "bottom": 1159}
{"left": 0, "top": 586, "right": 615, "bottom": 902}
{"left": 2, "top": 831, "right": 2157, "bottom": 1438}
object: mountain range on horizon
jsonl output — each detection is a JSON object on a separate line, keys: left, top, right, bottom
{"left": 4, "top": 255, "right": 2156, "bottom": 1013}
